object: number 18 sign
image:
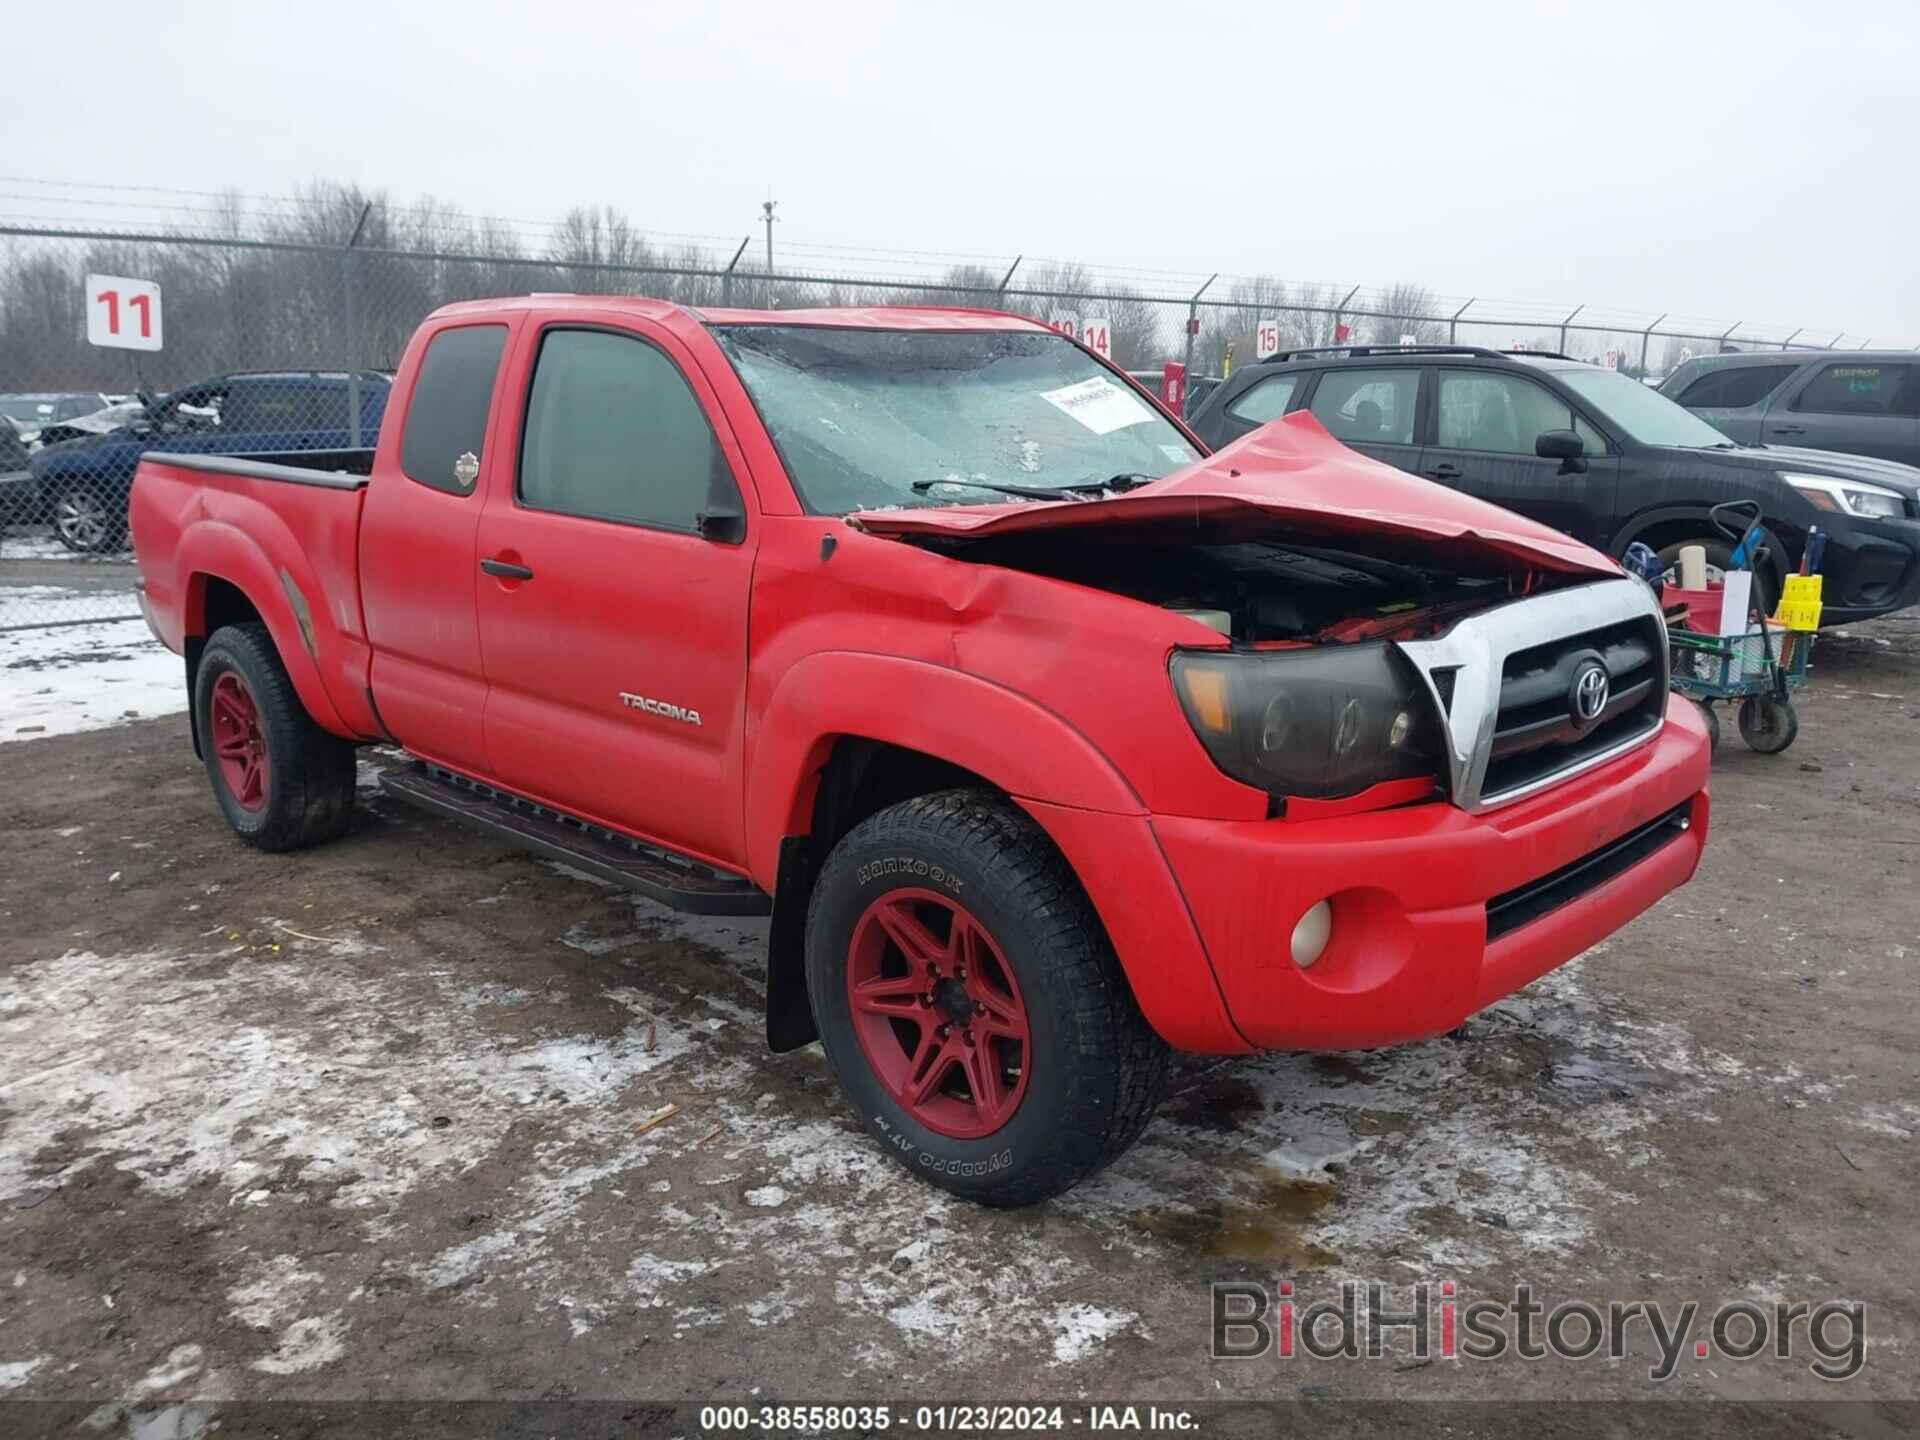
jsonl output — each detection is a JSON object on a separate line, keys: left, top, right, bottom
{"left": 86, "top": 273, "right": 163, "bottom": 352}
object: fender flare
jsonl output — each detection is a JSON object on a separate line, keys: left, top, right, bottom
{"left": 178, "top": 519, "right": 358, "bottom": 739}
{"left": 744, "top": 651, "right": 1144, "bottom": 888}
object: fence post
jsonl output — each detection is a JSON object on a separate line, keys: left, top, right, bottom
{"left": 720, "top": 236, "right": 751, "bottom": 307}
{"left": 1449, "top": 297, "right": 1474, "bottom": 345}
{"left": 1183, "top": 273, "right": 1217, "bottom": 382}
{"left": 1720, "top": 321, "right": 1743, "bottom": 353}
{"left": 997, "top": 255, "right": 1022, "bottom": 298}
{"left": 1334, "top": 285, "right": 1359, "bottom": 344}
{"left": 1558, "top": 304, "right": 1584, "bottom": 354}
{"left": 342, "top": 202, "right": 372, "bottom": 449}
{"left": 1780, "top": 328, "right": 1804, "bottom": 351}
{"left": 1639, "top": 313, "right": 1666, "bottom": 374}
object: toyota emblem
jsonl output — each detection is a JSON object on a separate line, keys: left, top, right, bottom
{"left": 1570, "top": 662, "right": 1610, "bottom": 725}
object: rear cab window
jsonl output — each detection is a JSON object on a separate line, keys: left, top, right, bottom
{"left": 1306, "top": 368, "right": 1420, "bottom": 445}
{"left": 401, "top": 325, "right": 509, "bottom": 495}
{"left": 1791, "top": 362, "right": 1920, "bottom": 417}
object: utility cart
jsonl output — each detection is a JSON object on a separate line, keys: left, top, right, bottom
{"left": 1661, "top": 501, "right": 1822, "bottom": 755}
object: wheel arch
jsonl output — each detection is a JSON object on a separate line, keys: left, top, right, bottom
{"left": 179, "top": 538, "right": 356, "bottom": 745}
{"left": 749, "top": 653, "right": 1148, "bottom": 1055}
{"left": 1613, "top": 504, "right": 1794, "bottom": 564}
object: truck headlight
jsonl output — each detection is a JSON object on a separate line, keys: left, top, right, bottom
{"left": 1170, "top": 643, "right": 1443, "bottom": 801}
{"left": 1781, "top": 473, "right": 1908, "bottom": 520}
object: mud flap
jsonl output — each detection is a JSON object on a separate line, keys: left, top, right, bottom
{"left": 766, "top": 835, "right": 821, "bottom": 1052}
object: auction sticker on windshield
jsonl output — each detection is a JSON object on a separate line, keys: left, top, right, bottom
{"left": 1040, "top": 376, "right": 1155, "bottom": 435}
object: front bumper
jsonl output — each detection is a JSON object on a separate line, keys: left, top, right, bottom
{"left": 1148, "top": 698, "right": 1711, "bottom": 1050}
{"left": 1812, "top": 514, "right": 1920, "bottom": 623}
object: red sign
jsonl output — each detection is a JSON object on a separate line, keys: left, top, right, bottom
{"left": 1160, "top": 362, "right": 1186, "bottom": 413}
{"left": 1333, "top": 321, "right": 1353, "bottom": 343}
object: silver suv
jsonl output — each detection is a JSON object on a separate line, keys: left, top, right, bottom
{"left": 1660, "top": 351, "right": 1919, "bottom": 467}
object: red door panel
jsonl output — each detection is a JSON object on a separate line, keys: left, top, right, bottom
{"left": 473, "top": 511, "right": 753, "bottom": 867}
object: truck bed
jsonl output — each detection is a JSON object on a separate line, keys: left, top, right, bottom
{"left": 130, "top": 448, "right": 382, "bottom": 742}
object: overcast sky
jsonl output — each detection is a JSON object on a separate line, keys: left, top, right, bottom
{"left": 7, "top": 0, "right": 1917, "bottom": 338}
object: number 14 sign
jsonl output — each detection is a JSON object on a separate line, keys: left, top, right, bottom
{"left": 86, "top": 273, "right": 163, "bottom": 352}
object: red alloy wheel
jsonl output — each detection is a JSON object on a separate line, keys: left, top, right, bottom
{"left": 845, "top": 888, "right": 1033, "bottom": 1139}
{"left": 209, "top": 671, "right": 270, "bottom": 812}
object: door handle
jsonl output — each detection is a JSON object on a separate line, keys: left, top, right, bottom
{"left": 1770, "top": 425, "right": 1806, "bottom": 436}
{"left": 480, "top": 557, "right": 534, "bottom": 581}
{"left": 1425, "top": 464, "right": 1463, "bottom": 480}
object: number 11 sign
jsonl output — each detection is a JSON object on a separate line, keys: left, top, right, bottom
{"left": 86, "top": 273, "right": 163, "bottom": 352}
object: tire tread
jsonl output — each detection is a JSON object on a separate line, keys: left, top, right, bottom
{"left": 198, "top": 622, "right": 356, "bottom": 852}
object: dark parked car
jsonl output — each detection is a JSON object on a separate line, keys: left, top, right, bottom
{"left": 1186, "top": 345, "right": 1920, "bottom": 624}
{"left": 1659, "top": 350, "right": 1920, "bottom": 467}
{"left": 0, "top": 415, "right": 34, "bottom": 522}
{"left": 28, "top": 371, "right": 390, "bottom": 552}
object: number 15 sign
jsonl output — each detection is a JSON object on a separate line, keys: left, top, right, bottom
{"left": 86, "top": 273, "right": 163, "bottom": 352}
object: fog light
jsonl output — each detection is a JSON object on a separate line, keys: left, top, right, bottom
{"left": 1290, "top": 899, "right": 1333, "bottom": 968}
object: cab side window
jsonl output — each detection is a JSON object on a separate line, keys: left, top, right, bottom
{"left": 1307, "top": 368, "right": 1419, "bottom": 445}
{"left": 1436, "top": 372, "right": 1604, "bottom": 456}
{"left": 402, "top": 324, "right": 509, "bottom": 495}
{"left": 518, "top": 328, "right": 735, "bottom": 534}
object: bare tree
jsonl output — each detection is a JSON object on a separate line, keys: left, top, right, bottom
{"left": 1366, "top": 282, "right": 1444, "bottom": 345}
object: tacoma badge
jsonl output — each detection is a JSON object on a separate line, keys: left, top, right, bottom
{"left": 620, "top": 692, "right": 702, "bottom": 726}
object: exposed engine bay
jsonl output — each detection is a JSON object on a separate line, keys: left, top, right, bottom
{"left": 909, "top": 528, "right": 1563, "bottom": 644}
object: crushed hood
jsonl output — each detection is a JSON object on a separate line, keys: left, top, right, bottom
{"left": 849, "top": 411, "right": 1620, "bottom": 578}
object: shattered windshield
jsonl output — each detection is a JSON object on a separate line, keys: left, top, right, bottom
{"left": 709, "top": 325, "right": 1200, "bottom": 514}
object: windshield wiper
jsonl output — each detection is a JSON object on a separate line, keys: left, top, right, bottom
{"left": 1063, "top": 472, "right": 1157, "bottom": 495}
{"left": 910, "top": 477, "right": 1080, "bottom": 503}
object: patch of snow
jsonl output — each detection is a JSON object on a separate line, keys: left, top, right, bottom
{"left": 0, "top": 944, "right": 694, "bottom": 1211}
{"left": 745, "top": 1185, "right": 787, "bottom": 1208}
{"left": 250, "top": 1314, "right": 346, "bottom": 1375}
{"left": 1049, "top": 1304, "right": 1136, "bottom": 1365}
{"left": 0, "top": 1357, "right": 47, "bottom": 1391}
{"left": 0, "top": 620, "right": 184, "bottom": 742}
{"left": 130, "top": 1344, "right": 204, "bottom": 1398}
{"left": 227, "top": 1254, "right": 322, "bottom": 1331}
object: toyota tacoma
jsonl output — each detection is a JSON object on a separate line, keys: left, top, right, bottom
{"left": 129, "top": 297, "right": 1711, "bottom": 1205}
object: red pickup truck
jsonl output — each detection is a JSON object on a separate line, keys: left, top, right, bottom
{"left": 131, "top": 297, "right": 1711, "bottom": 1205}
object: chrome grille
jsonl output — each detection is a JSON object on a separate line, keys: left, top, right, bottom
{"left": 1396, "top": 579, "right": 1669, "bottom": 814}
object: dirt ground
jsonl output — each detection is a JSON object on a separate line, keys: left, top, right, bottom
{"left": 1, "top": 616, "right": 1917, "bottom": 1436}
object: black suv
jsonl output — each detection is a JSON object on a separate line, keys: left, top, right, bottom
{"left": 1185, "top": 345, "right": 1920, "bottom": 624}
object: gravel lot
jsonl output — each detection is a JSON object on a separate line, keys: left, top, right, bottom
{"left": 1, "top": 615, "right": 1916, "bottom": 1435}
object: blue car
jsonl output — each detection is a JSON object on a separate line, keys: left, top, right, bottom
{"left": 30, "top": 371, "right": 390, "bottom": 551}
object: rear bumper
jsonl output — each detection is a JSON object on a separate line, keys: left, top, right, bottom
{"left": 1148, "top": 698, "right": 1711, "bottom": 1050}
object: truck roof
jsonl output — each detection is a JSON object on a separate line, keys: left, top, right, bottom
{"left": 426, "top": 294, "right": 1051, "bottom": 333}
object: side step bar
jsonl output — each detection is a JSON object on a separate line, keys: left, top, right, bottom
{"left": 379, "top": 761, "right": 771, "bottom": 917}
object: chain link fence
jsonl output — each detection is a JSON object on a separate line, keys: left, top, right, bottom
{"left": 3, "top": 220, "right": 1909, "bottom": 631}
